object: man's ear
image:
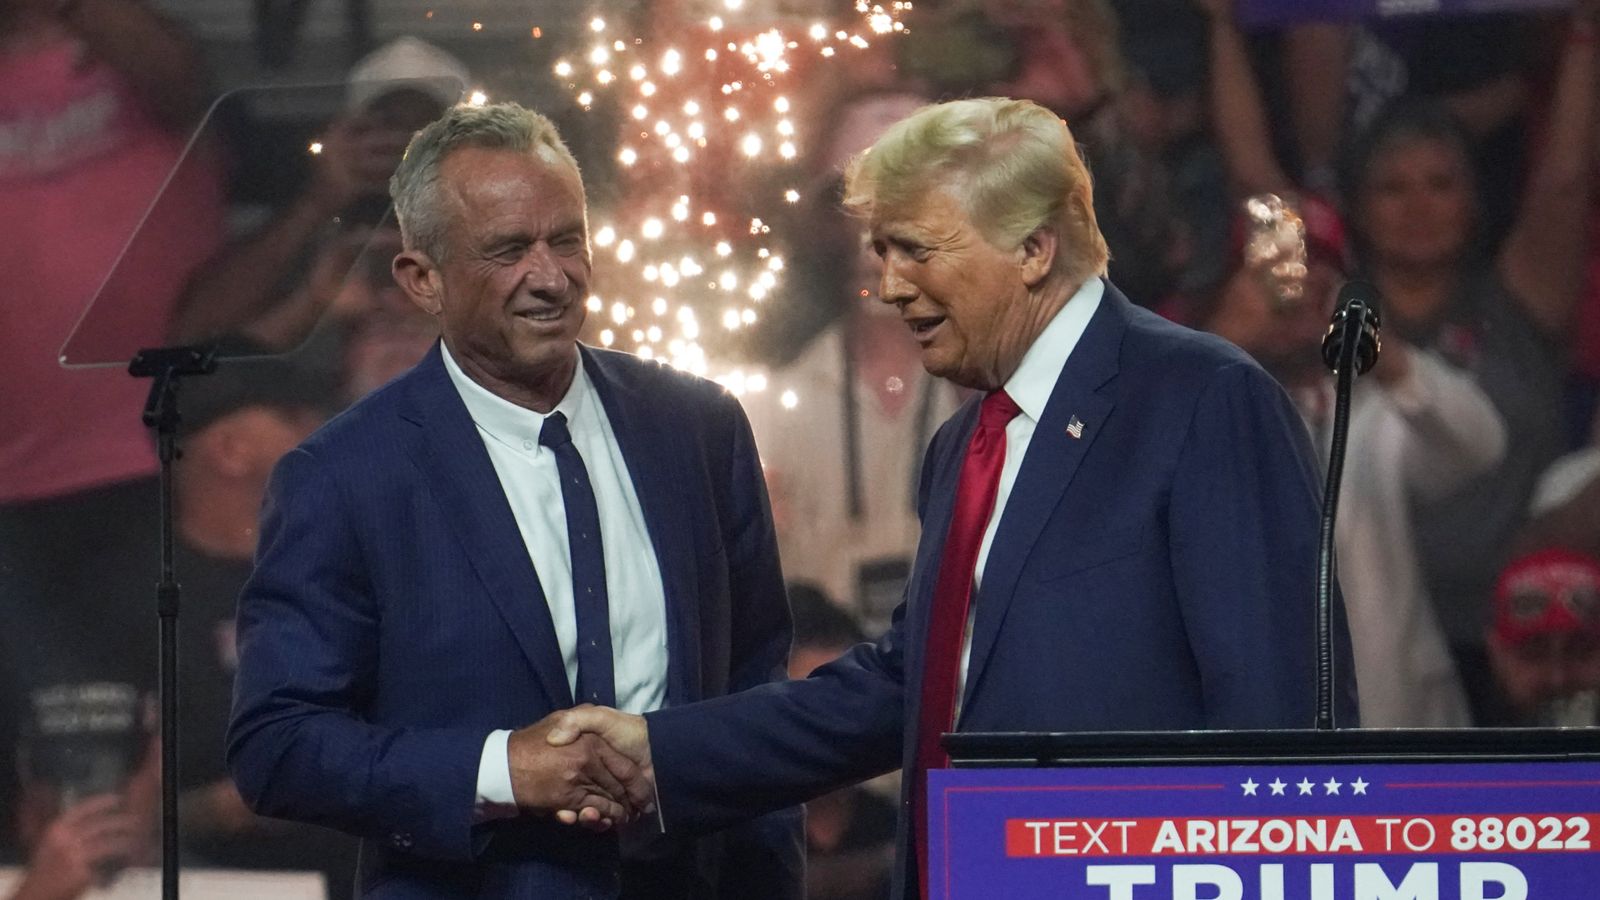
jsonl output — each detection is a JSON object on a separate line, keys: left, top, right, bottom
{"left": 393, "top": 250, "right": 444, "bottom": 316}
{"left": 1018, "top": 226, "right": 1059, "bottom": 289}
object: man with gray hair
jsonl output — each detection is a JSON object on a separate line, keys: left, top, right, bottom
{"left": 549, "top": 96, "right": 1356, "bottom": 900}
{"left": 226, "top": 102, "right": 802, "bottom": 899}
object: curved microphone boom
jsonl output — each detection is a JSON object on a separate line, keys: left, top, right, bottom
{"left": 1312, "top": 281, "right": 1381, "bottom": 731}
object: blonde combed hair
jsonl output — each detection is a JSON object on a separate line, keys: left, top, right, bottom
{"left": 842, "top": 97, "right": 1108, "bottom": 284}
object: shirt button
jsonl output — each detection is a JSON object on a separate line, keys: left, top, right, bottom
{"left": 522, "top": 440, "right": 534, "bottom": 450}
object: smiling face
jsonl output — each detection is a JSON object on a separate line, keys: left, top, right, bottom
{"left": 395, "top": 146, "right": 591, "bottom": 410}
{"left": 1357, "top": 136, "right": 1475, "bottom": 273}
{"left": 869, "top": 189, "right": 1057, "bottom": 390}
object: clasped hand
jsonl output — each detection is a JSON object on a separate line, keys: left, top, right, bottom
{"left": 507, "top": 705, "right": 652, "bottom": 832}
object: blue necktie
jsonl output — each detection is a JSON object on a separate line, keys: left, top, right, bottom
{"left": 538, "top": 411, "right": 617, "bottom": 708}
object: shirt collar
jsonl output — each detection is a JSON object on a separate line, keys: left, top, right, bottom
{"left": 441, "top": 342, "right": 590, "bottom": 457}
{"left": 1002, "top": 277, "right": 1104, "bottom": 423}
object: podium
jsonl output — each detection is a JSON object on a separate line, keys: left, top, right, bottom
{"left": 929, "top": 728, "right": 1600, "bottom": 899}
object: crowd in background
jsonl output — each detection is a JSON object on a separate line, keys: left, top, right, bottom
{"left": 5, "top": 0, "right": 1600, "bottom": 897}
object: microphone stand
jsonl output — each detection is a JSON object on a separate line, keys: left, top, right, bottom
{"left": 1314, "top": 292, "right": 1379, "bottom": 731}
{"left": 129, "top": 345, "right": 218, "bottom": 900}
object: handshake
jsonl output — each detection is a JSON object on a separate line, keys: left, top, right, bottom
{"left": 507, "top": 705, "right": 654, "bottom": 831}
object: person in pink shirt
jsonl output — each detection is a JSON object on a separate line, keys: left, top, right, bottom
{"left": 0, "top": 0, "right": 222, "bottom": 875}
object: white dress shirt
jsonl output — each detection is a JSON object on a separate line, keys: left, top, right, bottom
{"left": 956, "top": 277, "right": 1103, "bottom": 707}
{"left": 441, "top": 346, "right": 669, "bottom": 821}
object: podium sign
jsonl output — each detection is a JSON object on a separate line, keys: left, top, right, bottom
{"left": 928, "top": 760, "right": 1600, "bottom": 899}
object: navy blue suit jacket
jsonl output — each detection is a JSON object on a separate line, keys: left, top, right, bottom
{"left": 645, "top": 283, "right": 1359, "bottom": 899}
{"left": 226, "top": 344, "right": 802, "bottom": 899}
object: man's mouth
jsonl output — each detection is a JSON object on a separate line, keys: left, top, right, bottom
{"left": 906, "top": 315, "right": 946, "bottom": 341}
{"left": 514, "top": 304, "right": 567, "bottom": 323}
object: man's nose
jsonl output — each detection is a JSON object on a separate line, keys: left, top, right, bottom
{"left": 879, "top": 263, "right": 916, "bottom": 306}
{"left": 524, "top": 245, "right": 569, "bottom": 296}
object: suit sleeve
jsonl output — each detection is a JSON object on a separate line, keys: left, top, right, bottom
{"left": 715, "top": 389, "right": 794, "bottom": 699}
{"left": 706, "top": 390, "right": 806, "bottom": 898}
{"left": 645, "top": 613, "right": 907, "bottom": 835}
{"left": 1167, "top": 362, "right": 1360, "bottom": 728}
{"left": 226, "top": 447, "right": 486, "bottom": 861}
{"left": 641, "top": 394, "right": 943, "bottom": 836}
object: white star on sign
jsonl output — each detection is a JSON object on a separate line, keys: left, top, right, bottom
{"left": 1297, "top": 778, "right": 1315, "bottom": 796}
{"left": 1269, "top": 779, "right": 1287, "bottom": 796}
{"left": 1324, "top": 778, "right": 1342, "bottom": 796}
{"left": 1351, "top": 778, "right": 1369, "bottom": 795}
{"left": 1241, "top": 778, "right": 1259, "bottom": 796}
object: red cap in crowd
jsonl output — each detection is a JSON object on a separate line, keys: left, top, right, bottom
{"left": 1492, "top": 547, "right": 1600, "bottom": 646}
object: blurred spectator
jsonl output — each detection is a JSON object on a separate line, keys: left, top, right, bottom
{"left": 179, "top": 36, "right": 463, "bottom": 361}
{"left": 3, "top": 352, "right": 343, "bottom": 896}
{"left": 0, "top": 0, "right": 221, "bottom": 854}
{"left": 1483, "top": 428, "right": 1600, "bottom": 725}
{"left": 1195, "top": 194, "right": 1505, "bottom": 728}
{"left": 786, "top": 584, "right": 896, "bottom": 900}
{"left": 744, "top": 92, "right": 963, "bottom": 630}
{"left": 1349, "top": 13, "right": 1540, "bottom": 244}
{"left": 1196, "top": 0, "right": 1529, "bottom": 723}
{"left": 0, "top": 0, "right": 219, "bottom": 495}
{"left": 1118, "top": 10, "right": 1233, "bottom": 300}
{"left": 1348, "top": 4, "right": 1599, "bottom": 720}
{"left": 330, "top": 227, "right": 441, "bottom": 404}
{"left": 8, "top": 713, "right": 160, "bottom": 900}
{"left": 899, "top": 0, "right": 1186, "bottom": 304}
{"left": 1484, "top": 548, "right": 1600, "bottom": 726}
{"left": 165, "top": 353, "right": 355, "bottom": 896}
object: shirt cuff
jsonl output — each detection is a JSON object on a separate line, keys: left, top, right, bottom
{"left": 650, "top": 775, "right": 666, "bottom": 833}
{"left": 474, "top": 729, "right": 519, "bottom": 824}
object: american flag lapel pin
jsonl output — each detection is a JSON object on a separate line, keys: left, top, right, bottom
{"left": 1066, "top": 416, "right": 1085, "bottom": 439}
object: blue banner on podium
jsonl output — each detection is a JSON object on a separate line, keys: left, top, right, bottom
{"left": 928, "top": 760, "right": 1600, "bottom": 898}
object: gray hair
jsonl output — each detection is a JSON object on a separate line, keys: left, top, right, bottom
{"left": 389, "top": 102, "right": 584, "bottom": 261}
{"left": 843, "top": 97, "right": 1109, "bottom": 284}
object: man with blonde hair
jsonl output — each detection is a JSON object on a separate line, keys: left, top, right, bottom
{"left": 226, "top": 102, "right": 801, "bottom": 899}
{"left": 553, "top": 97, "right": 1355, "bottom": 900}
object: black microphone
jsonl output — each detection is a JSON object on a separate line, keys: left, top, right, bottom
{"left": 1312, "top": 280, "right": 1384, "bottom": 730}
{"left": 1320, "top": 281, "right": 1382, "bottom": 375}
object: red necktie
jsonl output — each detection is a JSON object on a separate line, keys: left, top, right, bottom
{"left": 914, "top": 389, "right": 1022, "bottom": 899}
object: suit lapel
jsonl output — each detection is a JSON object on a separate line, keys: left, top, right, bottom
{"left": 580, "top": 348, "right": 702, "bottom": 706}
{"left": 400, "top": 344, "right": 574, "bottom": 709}
{"left": 957, "top": 286, "right": 1129, "bottom": 720}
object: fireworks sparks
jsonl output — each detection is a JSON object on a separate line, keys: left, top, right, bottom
{"left": 535, "top": 1, "right": 910, "bottom": 394}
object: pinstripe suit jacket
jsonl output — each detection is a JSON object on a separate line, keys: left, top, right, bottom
{"left": 226, "top": 342, "right": 801, "bottom": 899}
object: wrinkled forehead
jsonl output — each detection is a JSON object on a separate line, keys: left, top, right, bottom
{"left": 865, "top": 185, "right": 971, "bottom": 239}
{"left": 440, "top": 148, "right": 587, "bottom": 219}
